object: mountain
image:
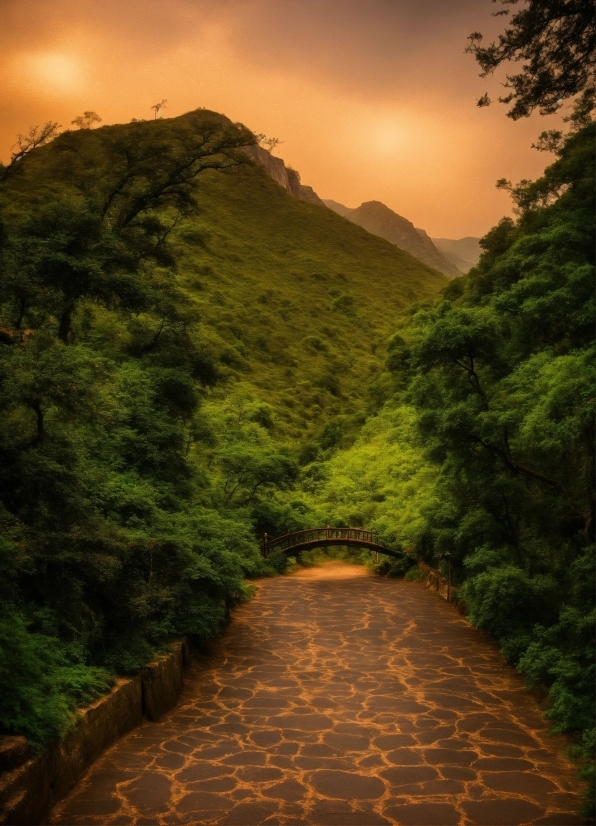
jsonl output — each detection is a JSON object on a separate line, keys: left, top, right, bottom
{"left": 324, "top": 199, "right": 460, "bottom": 278}
{"left": 0, "top": 108, "right": 448, "bottom": 446}
{"left": 322, "top": 198, "right": 354, "bottom": 218}
{"left": 0, "top": 107, "right": 448, "bottom": 752}
{"left": 244, "top": 154, "right": 467, "bottom": 281}
{"left": 431, "top": 236, "right": 482, "bottom": 273}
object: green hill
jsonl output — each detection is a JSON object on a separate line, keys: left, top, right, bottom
{"left": 3, "top": 110, "right": 445, "bottom": 443}
{"left": 170, "top": 155, "right": 447, "bottom": 440}
{"left": 0, "top": 108, "right": 445, "bottom": 745}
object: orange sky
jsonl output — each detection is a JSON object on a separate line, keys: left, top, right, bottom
{"left": 0, "top": 0, "right": 564, "bottom": 238}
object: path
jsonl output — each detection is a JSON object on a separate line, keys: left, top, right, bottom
{"left": 51, "top": 562, "right": 584, "bottom": 826}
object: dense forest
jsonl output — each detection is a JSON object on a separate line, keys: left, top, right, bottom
{"left": 0, "top": 98, "right": 593, "bottom": 810}
{"left": 0, "top": 109, "right": 444, "bottom": 746}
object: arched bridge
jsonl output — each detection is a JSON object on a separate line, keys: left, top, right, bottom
{"left": 262, "top": 527, "right": 402, "bottom": 559}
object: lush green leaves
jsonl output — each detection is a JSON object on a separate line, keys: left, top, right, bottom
{"left": 0, "top": 111, "right": 266, "bottom": 744}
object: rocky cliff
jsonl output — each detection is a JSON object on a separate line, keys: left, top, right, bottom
{"left": 243, "top": 145, "right": 326, "bottom": 207}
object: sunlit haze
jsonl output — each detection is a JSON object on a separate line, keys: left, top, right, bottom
{"left": 0, "top": 0, "right": 564, "bottom": 237}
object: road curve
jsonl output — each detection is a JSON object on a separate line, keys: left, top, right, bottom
{"left": 51, "top": 562, "right": 585, "bottom": 826}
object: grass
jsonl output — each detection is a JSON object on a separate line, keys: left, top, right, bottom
{"left": 169, "top": 153, "right": 446, "bottom": 444}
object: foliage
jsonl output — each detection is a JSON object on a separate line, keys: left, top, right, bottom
{"left": 71, "top": 112, "right": 102, "bottom": 130}
{"left": 170, "top": 158, "right": 444, "bottom": 444}
{"left": 0, "top": 110, "right": 263, "bottom": 744}
{"left": 1, "top": 122, "right": 61, "bottom": 175}
{"left": 0, "top": 604, "right": 113, "bottom": 748}
{"left": 409, "top": 127, "right": 595, "bottom": 763}
{"left": 0, "top": 108, "right": 445, "bottom": 745}
{"left": 301, "top": 403, "right": 437, "bottom": 554}
{"left": 467, "top": 0, "right": 596, "bottom": 120}
{"left": 266, "top": 551, "right": 293, "bottom": 574}
{"left": 375, "top": 555, "right": 418, "bottom": 578}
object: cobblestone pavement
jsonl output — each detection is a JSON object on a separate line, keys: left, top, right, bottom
{"left": 51, "top": 562, "right": 585, "bottom": 825}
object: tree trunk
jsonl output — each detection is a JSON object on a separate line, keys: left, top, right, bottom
{"left": 58, "top": 303, "right": 74, "bottom": 343}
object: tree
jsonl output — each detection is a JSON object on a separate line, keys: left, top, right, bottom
{"left": 467, "top": 0, "right": 596, "bottom": 119}
{"left": 254, "top": 133, "right": 284, "bottom": 154}
{"left": 1, "top": 122, "right": 61, "bottom": 180}
{"left": 220, "top": 443, "right": 298, "bottom": 505}
{"left": 398, "top": 125, "right": 595, "bottom": 786}
{"left": 71, "top": 111, "right": 102, "bottom": 130}
{"left": 0, "top": 110, "right": 264, "bottom": 745}
{"left": 2, "top": 196, "right": 149, "bottom": 343}
{"left": 151, "top": 99, "right": 167, "bottom": 119}
{"left": 1, "top": 110, "right": 255, "bottom": 341}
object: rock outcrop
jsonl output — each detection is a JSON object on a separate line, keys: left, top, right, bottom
{"left": 243, "top": 145, "right": 326, "bottom": 207}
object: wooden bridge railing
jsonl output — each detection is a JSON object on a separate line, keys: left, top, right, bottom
{"left": 262, "top": 527, "right": 383, "bottom": 557}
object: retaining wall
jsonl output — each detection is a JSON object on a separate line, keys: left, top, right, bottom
{"left": 0, "top": 639, "right": 190, "bottom": 826}
{"left": 417, "top": 562, "right": 466, "bottom": 613}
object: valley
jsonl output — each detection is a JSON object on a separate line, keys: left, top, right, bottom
{"left": 0, "top": 107, "right": 593, "bottom": 823}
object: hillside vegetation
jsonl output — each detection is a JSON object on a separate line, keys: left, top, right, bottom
{"left": 0, "top": 109, "right": 445, "bottom": 745}
{"left": 171, "top": 162, "right": 446, "bottom": 441}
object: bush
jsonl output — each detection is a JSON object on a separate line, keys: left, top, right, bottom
{"left": 266, "top": 551, "right": 292, "bottom": 574}
{"left": 460, "top": 566, "right": 559, "bottom": 652}
{"left": 0, "top": 609, "right": 113, "bottom": 748}
{"left": 377, "top": 555, "right": 417, "bottom": 578}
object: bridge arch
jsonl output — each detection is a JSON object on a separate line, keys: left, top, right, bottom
{"left": 262, "top": 527, "right": 403, "bottom": 559}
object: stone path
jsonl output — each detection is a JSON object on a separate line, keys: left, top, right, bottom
{"left": 51, "top": 562, "right": 585, "bottom": 825}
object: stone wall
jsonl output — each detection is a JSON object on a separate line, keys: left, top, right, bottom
{"left": 417, "top": 562, "right": 466, "bottom": 614}
{"left": 0, "top": 639, "right": 190, "bottom": 826}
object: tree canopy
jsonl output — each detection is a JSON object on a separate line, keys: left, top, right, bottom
{"left": 0, "top": 110, "right": 269, "bottom": 745}
{"left": 467, "top": 0, "right": 596, "bottom": 119}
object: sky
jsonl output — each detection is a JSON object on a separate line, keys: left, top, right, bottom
{"left": 0, "top": 0, "right": 564, "bottom": 238}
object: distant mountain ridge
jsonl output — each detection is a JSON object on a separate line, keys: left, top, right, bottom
{"left": 323, "top": 199, "right": 353, "bottom": 218}
{"left": 244, "top": 147, "right": 480, "bottom": 277}
{"left": 324, "top": 199, "right": 460, "bottom": 278}
{"left": 431, "top": 236, "right": 482, "bottom": 274}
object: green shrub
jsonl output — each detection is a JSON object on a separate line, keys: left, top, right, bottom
{"left": 0, "top": 609, "right": 113, "bottom": 748}
{"left": 378, "top": 555, "right": 417, "bottom": 578}
{"left": 266, "top": 551, "right": 292, "bottom": 574}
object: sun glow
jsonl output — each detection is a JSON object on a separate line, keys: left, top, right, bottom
{"left": 20, "top": 51, "right": 86, "bottom": 95}
{"left": 369, "top": 119, "right": 407, "bottom": 154}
